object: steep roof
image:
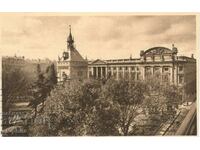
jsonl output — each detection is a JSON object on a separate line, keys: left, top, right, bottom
{"left": 69, "top": 48, "right": 86, "bottom": 62}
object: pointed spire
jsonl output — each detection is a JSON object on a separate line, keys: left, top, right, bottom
{"left": 67, "top": 25, "right": 74, "bottom": 45}
{"left": 69, "top": 25, "right": 71, "bottom": 34}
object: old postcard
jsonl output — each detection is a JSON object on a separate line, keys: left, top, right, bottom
{"left": 0, "top": 13, "right": 198, "bottom": 136}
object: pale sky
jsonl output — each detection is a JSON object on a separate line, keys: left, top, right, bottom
{"left": 0, "top": 14, "right": 197, "bottom": 60}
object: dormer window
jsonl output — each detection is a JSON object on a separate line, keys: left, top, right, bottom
{"left": 63, "top": 52, "right": 69, "bottom": 60}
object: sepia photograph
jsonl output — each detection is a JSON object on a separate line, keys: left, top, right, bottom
{"left": 0, "top": 13, "right": 197, "bottom": 136}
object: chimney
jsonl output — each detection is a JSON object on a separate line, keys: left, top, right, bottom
{"left": 191, "top": 54, "right": 194, "bottom": 59}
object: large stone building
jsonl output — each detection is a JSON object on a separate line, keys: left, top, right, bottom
{"left": 88, "top": 45, "right": 196, "bottom": 101}
{"left": 57, "top": 26, "right": 196, "bottom": 101}
{"left": 88, "top": 45, "right": 196, "bottom": 85}
{"left": 57, "top": 26, "right": 88, "bottom": 82}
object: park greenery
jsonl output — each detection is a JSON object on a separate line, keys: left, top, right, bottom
{"left": 27, "top": 76, "right": 182, "bottom": 136}
{"left": 2, "top": 60, "right": 57, "bottom": 130}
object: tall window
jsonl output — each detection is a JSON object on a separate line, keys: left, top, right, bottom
{"left": 124, "top": 72, "right": 129, "bottom": 79}
{"left": 118, "top": 72, "right": 123, "bottom": 79}
{"left": 179, "top": 66, "right": 183, "bottom": 72}
{"left": 145, "top": 67, "right": 152, "bottom": 79}
{"left": 154, "top": 67, "right": 161, "bottom": 80}
{"left": 131, "top": 66, "right": 135, "bottom": 71}
{"left": 131, "top": 72, "right": 136, "bottom": 80}
{"left": 107, "top": 71, "right": 111, "bottom": 78}
{"left": 179, "top": 75, "right": 184, "bottom": 84}
{"left": 162, "top": 74, "right": 169, "bottom": 83}
{"left": 113, "top": 72, "right": 117, "bottom": 79}
{"left": 77, "top": 71, "right": 83, "bottom": 76}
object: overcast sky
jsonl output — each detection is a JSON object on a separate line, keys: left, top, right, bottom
{"left": 0, "top": 14, "right": 196, "bottom": 60}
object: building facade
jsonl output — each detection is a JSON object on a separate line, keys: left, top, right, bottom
{"left": 88, "top": 45, "right": 196, "bottom": 85}
{"left": 57, "top": 26, "right": 196, "bottom": 101}
{"left": 88, "top": 45, "right": 196, "bottom": 101}
{"left": 57, "top": 26, "right": 88, "bottom": 82}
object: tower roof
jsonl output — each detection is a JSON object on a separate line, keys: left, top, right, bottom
{"left": 61, "top": 25, "right": 86, "bottom": 62}
{"left": 69, "top": 48, "right": 86, "bottom": 62}
{"left": 67, "top": 25, "right": 74, "bottom": 44}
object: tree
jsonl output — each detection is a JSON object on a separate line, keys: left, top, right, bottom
{"left": 88, "top": 97, "right": 120, "bottom": 136}
{"left": 28, "top": 78, "right": 123, "bottom": 136}
{"left": 100, "top": 79, "right": 147, "bottom": 135}
{"left": 28, "top": 79, "right": 97, "bottom": 136}
{"left": 162, "top": 84, "right": 181, "bottom": 114}
{"left": 143, "top": 78, "right": 181, "bottom": 130}
{"left": 28, "top": 64, "right": 48, "bottom": 119}
{"left": 45, "top": 63, "right": 57, "bottom": 90}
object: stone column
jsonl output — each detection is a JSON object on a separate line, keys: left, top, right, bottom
{"left": 91, "top": 67, "right": 93, "bottom": 76}
{"left": 87, "top": 68, "right": 90, "bottom": 78}
{"left": 116, "top": 67, "right": 119, "bottom": 80}
{"left": 105, "top": 67, "right": 107, "bottom": 78}
{"left": 122, "top": 67, "right": 125, "bottom": 79}
{"left": 128, "top": 67, "right": 131, "bottom": 80}
{"left": 141, "top": 66, "right": 145, "bottom": 80}
{"left": 161, "top": 66, "right": 164, "bottom": 83}
{"left": 111, "top": 67, "right": 113, "bottom": 76}
{"left": 151, "top": 66, "right": 154, "bottom": 76}
{"left": 100, "top": 67, "right": 103, "bottom": 78}
{"left": 170, "top": 66, "right": 173, "bottom": 83}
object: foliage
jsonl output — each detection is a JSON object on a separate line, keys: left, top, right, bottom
{"left": 143, "top": 78, "right": 181, "bottom": 124}
{"left": 45, "top": 63, "right": 57, "bottom": 90}
{"left": 88, "top": 98, "right": 121, "bottom": 136}
{"left": 28, "top": 77, "right": 181, "bottom": 136}
{"left": 100, "top": 79, "right": 147, "bottom": 135}
{"left": 28, "top": 63, "right": 57, "bottom": 119}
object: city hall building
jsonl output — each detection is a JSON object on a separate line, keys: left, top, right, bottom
{"left": 57, "top": 27, "right": 196, "bottom": 100}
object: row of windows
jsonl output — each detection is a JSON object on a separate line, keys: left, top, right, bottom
{"left": 89, "top": 70, "right": 184, "bottom": 84}
{"left": 145, "top": 66, "right": 183, "bottom": 72}
{"left": 109, "top": 72, "right": 141, "bottom": 80}
{"left": 108, "top": 66, "right": 140, "bottom": 71}
{"left": 89, "top": 65, "right": 184, "bottom": 73}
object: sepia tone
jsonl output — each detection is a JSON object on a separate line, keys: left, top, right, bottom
{"left": 0, "top": 13, "right": 197, "bottom": 136}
